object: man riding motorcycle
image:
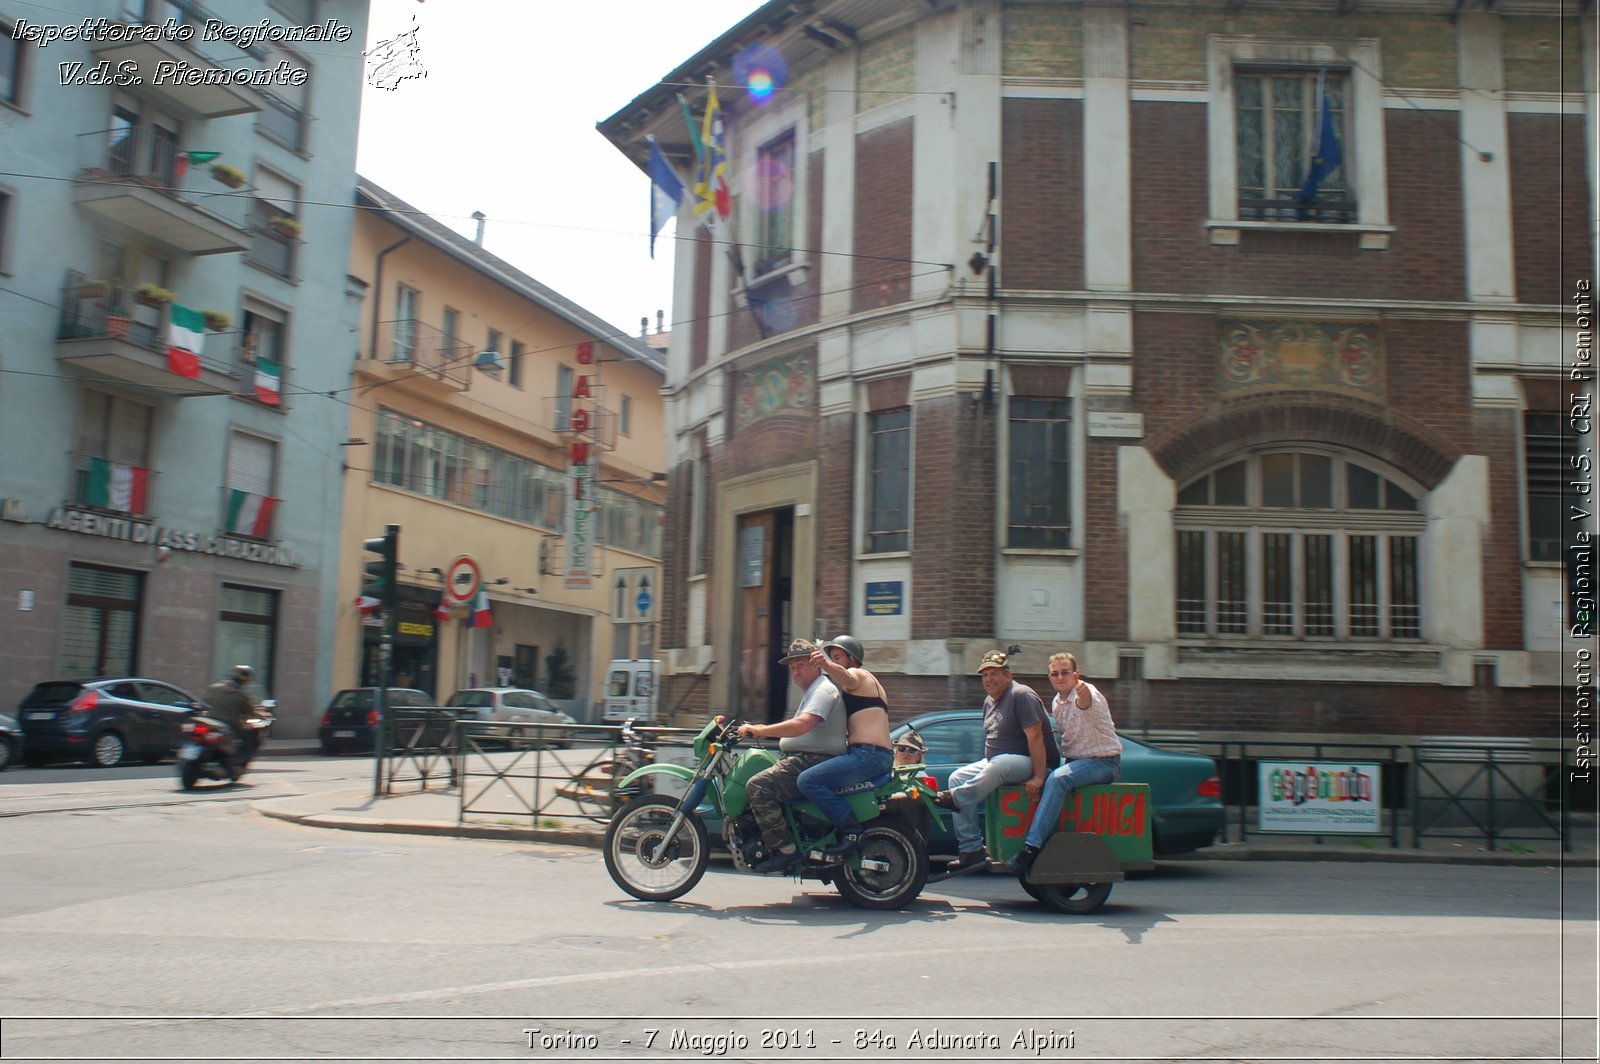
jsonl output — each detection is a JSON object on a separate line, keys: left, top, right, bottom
{"left": 204, "top": 665, "right": 265, "bottom": 770}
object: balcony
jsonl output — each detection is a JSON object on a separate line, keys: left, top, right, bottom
{"left": 56, "top": 275, "right": 239, "bottom": 397}
{"left": 98, "top": 0, "right": 265, "bottom": 118}
{"left": 256, "top": 92, "right": 306, "bottom": 153}
{"left": 73, "top": 128, "right": 252, "bottom": 254}
{"left": 367, "top": 320, "right": 474, "bottom": 391}
{"left": 243, "top": 209, "right": 300, "bottom": 281}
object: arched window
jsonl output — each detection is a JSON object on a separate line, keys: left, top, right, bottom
{"left": 1175, "top": 449, "right": 1423, "bottom": 641}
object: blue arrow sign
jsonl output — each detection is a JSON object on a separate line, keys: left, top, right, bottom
{"left": 636, "top": 589, "right": 652, "bottom": 616}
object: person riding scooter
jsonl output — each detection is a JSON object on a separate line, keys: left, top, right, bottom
{"left": 205, "top": 665, "right": 266, "bottom": 771}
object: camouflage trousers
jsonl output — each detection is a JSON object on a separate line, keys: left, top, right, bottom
{"left": 746, "top": 752, "right": 831, "bottom": 853}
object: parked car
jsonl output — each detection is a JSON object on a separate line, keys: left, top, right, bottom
{"left": 0, "top": 711, "right": 20, "bottom": 771}
{"left": 892, "top": 710, "right": 1224, "bottom": 857}
{"left": 444, "top": 688, "right": 576, "bottom": 747}
{"left": 16, "top": 678, "right": 210, "bottom": 768}
{"left": 317, "top": 688, "right": 432, "bottom": 755}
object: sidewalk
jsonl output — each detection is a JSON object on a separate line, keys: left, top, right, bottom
{"left": 255, "top": 764, "right": 1598, "bottom": 869}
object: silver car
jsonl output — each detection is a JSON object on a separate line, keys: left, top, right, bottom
{"left": 444, "top": 688, "right": 575, "bottom": 748}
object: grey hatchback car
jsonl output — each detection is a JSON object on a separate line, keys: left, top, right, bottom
{"left": 18, "top": 677, "right": 210, "bottom": 767}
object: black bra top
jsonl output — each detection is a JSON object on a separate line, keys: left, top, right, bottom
{"left": 841, "top": 690, "right": 888, "bottom": 716}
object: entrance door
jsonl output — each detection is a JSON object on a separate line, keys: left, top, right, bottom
{"left": 734, "top": 509, "right": 794, "bottom": 722}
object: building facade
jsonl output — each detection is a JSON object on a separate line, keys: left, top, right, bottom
{"left": 0, "top": 0, "right": 369, "bottom": 737}
{"left": 342, "top": 178, "right": 667, "bottom": 716}
{"left": 601, "top": 0, "right": 1595, "bottom": 743}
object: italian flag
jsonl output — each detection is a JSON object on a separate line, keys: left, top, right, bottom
{"left": 173, "top": 150, "right": 220, "bottom": 178}
{"left": 166, "top": 304, "right": 205, "bottom": 380}
{"left": 86, "top": 457, "right": 149, "bottom": 512}
{"left": 468, "top": 589, "right": 492, "bottom": 628}
{"left": 226, "top": 489, "right": 277, "bottom": 537}
{"left": 254, "top": 356, "right": 282, "bottom": 405}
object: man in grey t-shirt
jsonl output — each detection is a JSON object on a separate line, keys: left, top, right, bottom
{"left": 737, "top": 639, "right": 847, "bottom": 872}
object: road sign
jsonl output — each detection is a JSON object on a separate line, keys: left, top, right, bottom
{"left": 443, "top": 554, "right": 481, "bottom": 603}
{"left": 611, "top": 567, "right": 657, "bottom": 623}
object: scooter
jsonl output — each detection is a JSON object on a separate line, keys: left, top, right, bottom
{"left": 603, "top": 715, "right": 938, "bottom": 910}
{"left": 176, "top": 702, "right": 274, "bottom": 790}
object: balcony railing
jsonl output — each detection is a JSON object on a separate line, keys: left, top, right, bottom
{"left": 374, "top": 319, "right": 473, "bottom": 389}
{"left": 256, "top": 92, "right": 306, "bottom": 152}
{"left": 59, "top": 272, "right": 236, "bottom": 378}
{"left": 244, "top": 218, "right": 300, "bottom": 280}
{"left": 74, "top": 127, "right": 252, "bottom": 249}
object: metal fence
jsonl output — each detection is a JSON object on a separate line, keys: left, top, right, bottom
{"left": 1151, "top": 735, "right": 1582, "bottom": 853}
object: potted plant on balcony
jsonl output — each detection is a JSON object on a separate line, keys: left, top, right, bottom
{"left": 267, "top": 214, "right": 303, "bottom": 239}
{"left": 76, "top": 278, "right": 109, "bottom": 299}
{"left": 133, "top": 283, "right": 176, "bottom": 309}
{"left": 210, "top": 162, "right": 246, "bottom": 189}
{"left": 201, "top": 309, "right": 233, "bottom": 332}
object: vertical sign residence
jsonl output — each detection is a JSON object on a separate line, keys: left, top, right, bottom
{"left": 565, "top": 341, "right": 597, "bottom": 589}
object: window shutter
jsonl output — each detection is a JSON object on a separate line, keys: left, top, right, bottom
{"left": 227, "top": 432, "right": 276, "bottom": 496}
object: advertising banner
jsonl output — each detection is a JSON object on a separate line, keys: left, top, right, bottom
{"left": 1258, "top": 761, "right": 1383, "bottom": 834}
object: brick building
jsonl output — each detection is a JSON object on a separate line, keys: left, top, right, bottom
{"left": 599, "top": 0, "right": 1594, "bottom": 746}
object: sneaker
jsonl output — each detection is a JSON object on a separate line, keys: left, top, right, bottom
{"left": 933, "top": 790, "right": 959, "bottom": 811}
{"left": 749, "top": 848, "right": 799, "bottom": 873}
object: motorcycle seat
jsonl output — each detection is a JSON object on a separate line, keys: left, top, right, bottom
{"left": 834, "top": 772, "right": 892, "bottom": 796}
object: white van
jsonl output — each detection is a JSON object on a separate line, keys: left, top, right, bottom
{"left": 602, "top": 659, "right": 660, "bottom": 723}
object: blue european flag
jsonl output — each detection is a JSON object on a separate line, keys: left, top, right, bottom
{"left": 1297, "top": 82, "right": 1343, "bottom": 215}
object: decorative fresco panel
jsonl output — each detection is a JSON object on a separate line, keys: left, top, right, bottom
{"left": 734, "top": 352, "right": 815, "bottom": 431}
{"left": 1217, "top": 320, "right": 1386, "bottom": 402}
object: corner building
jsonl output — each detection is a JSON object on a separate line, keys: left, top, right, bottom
{"left": 601, "top": 0, "right": 1594, "bottom": 745}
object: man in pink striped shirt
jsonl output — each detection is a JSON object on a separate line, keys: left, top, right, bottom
{"left": 1012, "top": 651, "right": 1123, "bottom": 875}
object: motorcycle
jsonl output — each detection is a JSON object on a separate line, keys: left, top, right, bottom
{"left": 176, "top": 702, "right": 274, "bottom": 790}
{"left": 603, "top": 715, "right": 936, "bottom": 910}
{"left": 559, "top": 718, "right": 658, "bottom": 822}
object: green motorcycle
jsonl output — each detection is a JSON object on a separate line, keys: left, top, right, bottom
{"left": 603, "top": 715, "right": 935, "bottom": 910}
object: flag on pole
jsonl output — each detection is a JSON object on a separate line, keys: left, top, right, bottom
{"left": 226, "top": 489, "right": 277, "bottom": 537}
{"left": 1296, "top": 73, "right": 1343, "bottom": 214}
{"left": 355, "top": 595, "right": 381, "bottom": 617}
{"left": 173, "top": 150, "right": 221, "bottom": 179}
{"left": 433, "top": 596, "right": 451, "bottom": 624}
{"left": 254, "top": 356, "right": 283, "bottom": 405}
{"left": 166, "top": 304, "right": 205, "bottom": 379}
{"left": 85, "top": 457, "right": 149, "bottom": 512}
{"left": 468, "top": 589, "right": 492, "bottom": 628}
{"left": 677, "top": 93, "right": 705, "bottom": 164}
{"left": 648, "top": 136, "right": 685, "bottom": 259}
{"left": 693, "top": 80, "right": 730, "bottom": 221}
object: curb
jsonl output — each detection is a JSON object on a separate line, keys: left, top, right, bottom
{"left": 256, "top": 803, "right": 605, "bottom": 849}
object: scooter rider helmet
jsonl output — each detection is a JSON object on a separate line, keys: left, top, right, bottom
{"left": 822, "top": 634, "right": 865, "bottom": 667}
{"left": 231, "top": 664, "right": 254, "bottom": 683}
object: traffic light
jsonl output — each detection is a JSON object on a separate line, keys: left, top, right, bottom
{"left": 362, "top": 524, "right": 399, "bottom": 620}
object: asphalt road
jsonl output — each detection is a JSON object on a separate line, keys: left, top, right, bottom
{"left": 1, "top": 758, "right": 1595, "bottom": 1063}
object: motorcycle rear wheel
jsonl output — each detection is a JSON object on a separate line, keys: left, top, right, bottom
{"left": 603, "top": 794, "right": 709, "bottom": 902}
{"left": 179, "top": 761, "right": 202, "bottom": 790}
{"left": 834, "top": 815, "right": 929, "bottom": 911}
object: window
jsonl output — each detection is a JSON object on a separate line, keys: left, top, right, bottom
{"left": 242, "top": 307, "right": 286, "bottom": 405}
{"left": 0, "top": 187, "right": 12, "bottom": 273}
{"left": 689, "top": 450, "right": 708, "bottom": 578}
{"left": 509, "top": 339, "right": 524, "bottom": 389}
{"left": 215, "top": 584, "right": 277, "bottom": 696}
{"left": 1525, "top": 413, "right": 1570, "bottom": 563}
{"left": 1206, "top": 37, "right": 1387, "bottom": 244}
{"left": 555, "top": 364, "right": 573, "bottom": 431}
{"left": 754, "top": 131, "right": 796, "bottom": 275}
{"left": 1, "top": 19, "right": 24, "bottom": 106}
{"left": 595, "top": 486, "right": 664, "bottom": 558}
{"left": 1007, "top": 398, "right": 1072, "bottom": 549}
{"left": 224, "top": 431, "right": 279, "bottom": 540}
{"left": 1236, "top": 70, "right": 1350, "bottom": 222}
{"left": 256, "top": 45, "right": 308, "bottom": 151}
{"left": 1176, "top": 450, "right": 1423, "bottom": 640}
{"left": 442, "top": 307, "right": 460, "bottom": 361}
{"left": 867, "top": 408, "right": 910, "bottom": 553}
{"left": 392, "top": 285, "right": 419, "bottom": 361}
{"left": 373, "top": 407, "right": 567, "bottom": 530}
{"left": 246, "top": 168, "right": 300, "bottom": 278}
{"left": 486, "top": 328, "right": 503, "bottom": 381}
{"left": 60, "top": 563, "right": 142, "bottom": 676}
{"left": 619, "top": 394, "right": 632, "bottom": 437}
{"left": 75, "top": 388, "right": 154, "bottom": 513}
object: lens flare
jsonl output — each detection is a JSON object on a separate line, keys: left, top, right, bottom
{"left": 734, "top": 41, "right": 787, "bottom": 106}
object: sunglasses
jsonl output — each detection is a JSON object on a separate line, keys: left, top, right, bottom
{"left": 893, "top": 744, "right": 923, "bottom": 754}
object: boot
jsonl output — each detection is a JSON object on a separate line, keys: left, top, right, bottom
{"left": 1008, "top": 843, "right": 1041, "bottom": 876}
{"left": 820, "top": 815, "right": 864, "bottom": 857}
{"left": 749, "top": 845, "right": 799, "bottom": 873}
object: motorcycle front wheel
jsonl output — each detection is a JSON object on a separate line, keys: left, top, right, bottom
{"left": 179, "top": 761, "right": 202, "bottom": 790}
{"left": 602, "top": 794, "right": 709, "bottom": 902}
{"left": 834, "top": 815, "right": 929, "bottom": 911}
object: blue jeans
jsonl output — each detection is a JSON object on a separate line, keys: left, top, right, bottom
{"left": 796, "top": 744, "right": 894, "bottom": 825}
{"left": 1024, "top": 756, "right": 1122, "bottom": 849}
{"left": 947, "top": 753, "right": 1035, "bottom": 854}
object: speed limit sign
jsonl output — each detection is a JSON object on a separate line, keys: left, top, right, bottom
{"left": 443, "top": 555, "right": 482, "bottom": 603}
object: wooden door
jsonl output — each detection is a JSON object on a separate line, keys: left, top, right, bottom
{"left": 735, "top": 512, "right": 775, "bottom": 718}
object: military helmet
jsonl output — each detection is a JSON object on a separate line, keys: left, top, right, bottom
{"left": 822, "top": 634, "right": 865, "bottom": 666}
